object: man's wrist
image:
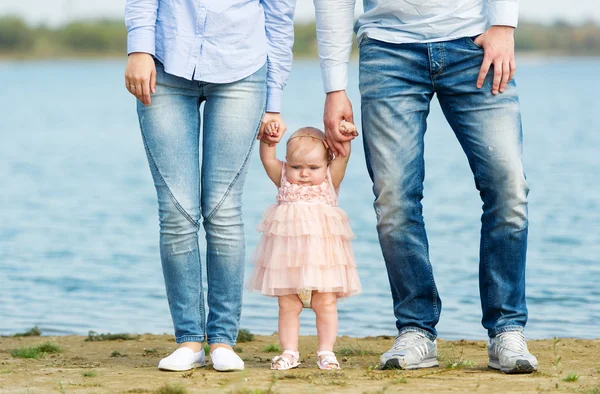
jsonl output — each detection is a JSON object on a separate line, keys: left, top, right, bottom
{"left": 489, "top": 25, "right": 515, "bottom": 33}
{"left": 326, "top": 90, "right": 347, "bottom": 96}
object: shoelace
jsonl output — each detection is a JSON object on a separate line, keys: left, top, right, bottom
{"left": 391, "top": 332, "right": 426, "bottom": 351}
{"left": 498, "top": 331, "right": 528, "bottom": 353}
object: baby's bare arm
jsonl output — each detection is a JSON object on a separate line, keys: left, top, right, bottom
{"left": 329, "top": 121, "right": 356, "bottom": 188}
{"left": 260, "top": 139, "right": 283, "bottom": 187}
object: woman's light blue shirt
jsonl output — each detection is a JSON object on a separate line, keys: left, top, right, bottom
{"left": 125, "top": 0, "right": 296, "bottom": 112}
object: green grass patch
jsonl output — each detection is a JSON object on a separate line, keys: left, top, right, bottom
{"left": 13, "top": 326, "right": 41, "bottom": 337}
{"left": 155, "top": 383, "right": 187, "bottom": 394}
{"left": 237, "top": 328, "right": 255, "bottom": 343}
{"left": 0, "top": 369, "right": 11, "bottom": 374}
{"left": 262, "top": 343, "right": 282, "bottom": 353}
{"left": 562, "top": 372, "right": 579, "bottom": 382}
{"left": 82, "top": 370, "right": 98, "bottom": 377}
{"left": 143, "top": 348, "right": 158, "bottom": 355}
{"left": 10, "top": 342, "right": 62, "bottom": 359}
{"left": 13, "top": 347, "right": 42, "bottom": 359}
{"left": 204, "top": 344, "right": 210, "bottom": 355}
{"left": 37, "top": 342, "right": 62, "bottom": 353}
{"left": 85, "top": 330, "right": 139, "bottom": 341}
{"left": 335, "top": 345, "right": 378, "bottom": 357}
{"left": 439, "top": 347, "right": 476, "bottom": 369}
{"left": 445, "top": 359, "right": 476, "bottom": 369}
{"left": 111, "top": 350, "right": 123, "bottom": 357}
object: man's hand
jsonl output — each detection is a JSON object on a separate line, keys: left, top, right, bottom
{"left": 125, "top": 52, "right": 156, "bottom": 106}
{"left": 259, "top": 112, "right": 287, "bottom": 146}
{"left": 324, "top": 90, "right": 356, "bottom": 157}
{"left": 474, "top": 26, "right": 516, "bottom": 95}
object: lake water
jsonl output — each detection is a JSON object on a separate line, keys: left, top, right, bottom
{"left": 0, "top": 58, "right": 599, "bottom": 340}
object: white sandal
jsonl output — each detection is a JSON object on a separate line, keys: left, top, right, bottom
{"left": 316, "top": 350, "right": 341, "bottom": 370}
{"left": 271, "top": 350, "right": 300, "bottom": 370}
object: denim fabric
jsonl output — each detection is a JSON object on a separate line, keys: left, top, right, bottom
{"left": 359, "top": 37, "right": 529, "bottom": 340}
{"left": 137, "top": 61, "right": 266, "bottom": 346}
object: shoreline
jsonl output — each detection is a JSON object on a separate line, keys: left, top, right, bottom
{"left": 1, "top": 333, "right": 598, "bottom": 393}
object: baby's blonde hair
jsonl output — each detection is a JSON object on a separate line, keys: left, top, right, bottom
{"left": 286, "top": 127, "right": 330, "bottom": 163}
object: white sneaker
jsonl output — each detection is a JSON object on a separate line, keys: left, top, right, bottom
{"left": 488, "top": 331, "right": 538, "bottom": 374}
{"left": 380, "top": 331, "right": 438, "bottom": 370}
{"left": 210, "top": 347, "right": 244, "bottom": 372}
{"left": 158, "top": 347, "right": 206, "bottom": 371}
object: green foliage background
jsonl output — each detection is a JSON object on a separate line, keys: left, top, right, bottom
{"left": 1, "top": 16, "right": 599, "bottom": 58}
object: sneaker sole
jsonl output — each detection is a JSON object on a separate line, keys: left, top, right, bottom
{"left": 383, "top": 358, "right": 439, "bottom": 370}
{"left": 488, "top": 359, "right": 537, "bottom": 374}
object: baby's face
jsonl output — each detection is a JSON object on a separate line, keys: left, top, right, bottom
{"left": 286, "top": 144, "right": 329, "bottom": 186}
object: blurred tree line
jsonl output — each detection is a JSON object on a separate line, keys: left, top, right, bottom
{"left": 1, "top": 16, "right": 599, "bottom": 58}
{"left": 0, "top": 17, "right": 126, "bottom": 56}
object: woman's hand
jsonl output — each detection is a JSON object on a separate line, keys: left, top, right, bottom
{"left": 125, "top": 52, "right": 156, "bottom": 106}
{"left": 258, "top": 112, "right": 287, "bottom": 146}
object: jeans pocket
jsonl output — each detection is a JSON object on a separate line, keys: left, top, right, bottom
{"left": 359, "top": 36, "right": 376, "bottom": 47}
{"left": 465, "top": 35, "right": 483, "bottom": 50}
{"left": 359, "top": 35, "right": 384, "bottom": 55}
{"left": 153, "top": 57, "right": 164, "bottom": 71}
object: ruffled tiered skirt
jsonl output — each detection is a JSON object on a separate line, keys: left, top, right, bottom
{"left": 248, "top": 202, "right": 361, "bottom": 298}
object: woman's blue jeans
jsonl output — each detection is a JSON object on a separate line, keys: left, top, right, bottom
{"left": 359, "top": 37, "right": 530, "bottom": 340}
{"left": 137, "top": 61, "right": 266, "bottom": 346}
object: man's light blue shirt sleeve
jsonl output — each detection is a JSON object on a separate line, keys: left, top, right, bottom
{"left": 125, "top": 0, "right": 158, "bottom": 55}
{"left": 262, "top": 0, "right": 297, "bottom": 113}
{"left": 488, "top": 0, "right": 519, "bottom": 28}
{"left": 313, "top": 0, "right": 356, "bottom": 94}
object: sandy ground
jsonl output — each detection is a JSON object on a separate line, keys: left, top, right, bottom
{"left": 0, "top": 333, "right": 598, "bottom": 394}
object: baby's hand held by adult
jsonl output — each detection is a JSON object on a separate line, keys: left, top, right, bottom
{"left": 258, "top": 112, "right": 287, "bottom": 143}
{"left": 266, "top": 122, "right": 280, "bottom": 137}
{"left": 339, "top": 120, "right": 358, "bottom": 137}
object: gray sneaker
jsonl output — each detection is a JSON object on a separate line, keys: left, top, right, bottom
{"left": 380, "top": 331, "right": 439, "bottom": 370}
{"left": 488, "top": 331, "right": 538, "bottom": 374}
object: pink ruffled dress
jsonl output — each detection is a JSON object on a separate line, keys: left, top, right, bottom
{"left": 249, "top": 162, "right": 361, "bottom": 298}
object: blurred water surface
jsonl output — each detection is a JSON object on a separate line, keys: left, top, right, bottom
{"left": 0, "top": 57, "right": 598, "bottom": 339}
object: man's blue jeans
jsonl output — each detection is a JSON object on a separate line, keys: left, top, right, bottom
{"left": 359, "top": 37, "right": 529, "bottom": 340}
{"left": 137, "top": 61, "right": 266, "bottom": 346}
